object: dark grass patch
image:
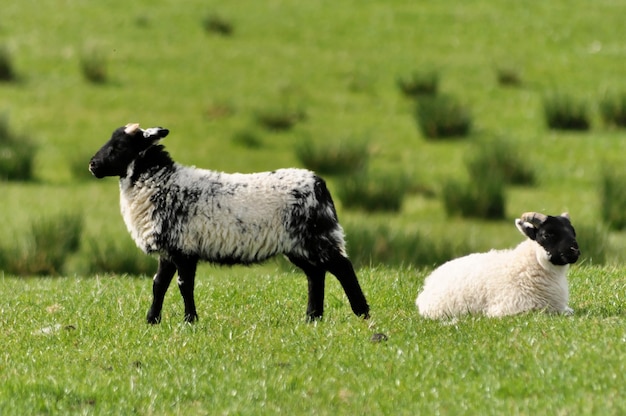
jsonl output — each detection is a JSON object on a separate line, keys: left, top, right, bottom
{"left": 202, "top": 13, "right": 234, "bottom": 36}
{"left": 337, "top": 171, "right": 409, "bottom": 212}
{"left": 0, "top": 44, "right": 17, "bottom": 82}
{"left": 397, "top": 69, "right": 439, "bottom": 98}
{"left": 599, "top": 92, "right": 626, "bottom": 128}
{"left": 543, "top": 93, "right": 590, "bottom": 131}
{"left": 466, "top": 137, "right": 535, "bottom": 186}
{"left": 80, "top": 236, "right": 156, "bottom": 276}
{"left": 80, "top": 47, "right": 108, "bottom": 84}
{"left": 254, "top": 105, "right": 306, "bottom": 131}
{"left": 0, "top": 114, "right": 37, "bottom": 181}
{"left": 600, "top": 166, "right": 626, "bottom": 230}
{"left": 575, "top": 223, "right": 608, "bottom": 265}
{"left": 442, "top": 175, "right": 506, "bottom": 220}
{"left": 344, "top": 222, "right": 469, "bottom": 268}
{"left": 231, "top": 129, "right": 263, "bottom": 149}
{"left": 495, "top": 66, "right": 522, "bottom": 87}
{"left": 295, "top": 136, "right": 368, "bottom": 175}
{"left": 0, "top": 212, "right": 83, "bottom": 276}
{"left": 415, "top": 94, "right": 472, "bottom": 139}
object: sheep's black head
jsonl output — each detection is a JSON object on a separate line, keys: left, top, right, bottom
{"left": 89, "top": 123, "right": 169, "bottom": 178}
{"left": 515, "top": 212, "right": 580, "bottom": 266}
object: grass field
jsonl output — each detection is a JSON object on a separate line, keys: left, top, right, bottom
{"left": 2, "top": 0, "right": 626, "bottom": 414}
{"left": 1, "top": 266, "right": 626, "bottom": 415}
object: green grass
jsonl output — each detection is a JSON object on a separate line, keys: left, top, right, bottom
{"left": 1, "top": 265, "right": 626, "bottom": 415}
{"left": 1, "top": 1, "right": 626, "bottom": 412}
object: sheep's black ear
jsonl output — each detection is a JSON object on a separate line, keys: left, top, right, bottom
{"left": 515, "top": 218, "right": 538, "bottom": 240}
{"left": 142, "top": 127, "right": 169, "bottom": 140}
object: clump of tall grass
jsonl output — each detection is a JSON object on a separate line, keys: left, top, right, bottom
{"left": 344, "top": 222, "right": 469, "bottom": 269}
{"left": 337, "top": 171, "right": 409, "bottom": 213}
{"left": 466, "top": 137, "right": 535, "bottom": 186}
{"left": 543, "top": 93, "right": 590, "bottom": 131}
{"left": 599, "top": 92, "right": 626, "bottom": 128}
{"left": 255, "top": 104, "right": 306, "bottom": 131}
{"left": 397, "top": 69, "right": 439, "bottom": 98}
{"left": 0, "top": 212, "right": 83, "bottom": 276}
{"left": 415, "top": 94, "right": 472, "bottom": 139}
{"left": 295, "top": 136, "right": 368, "bottom": 175}
{"left": 600, "top": 165, "right": 626, "bottom": 230}
{"left": 495, "top": 65, "right": 522, "bottom": 87}
{"left": 0, "top": 114, "right": 37, "bottom": 181}
{"left": 80, "top": 236, "right": 156, "bottom": 276}
{"left": 0, "top": 44, "right": 17, "bottom": 82}
{"left": 80, "top": 46, "right": 108, "bottom": 84}
{"left": 575, "top": 223, "right": 608, "bottom": 265}
{"left": 232, "top": 129, "right": 263, "bottom": 149}
{"left": 442, "top": 174, "right": 506, "bottom": 220}
{"left": 202, "top": 12, "right": 234, "bottom": 36}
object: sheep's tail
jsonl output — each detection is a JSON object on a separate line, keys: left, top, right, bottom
{"left": 310, "top": 176, "right": 348, "bottom": 258}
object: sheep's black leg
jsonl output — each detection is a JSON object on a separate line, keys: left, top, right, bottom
{"left": 325, "top": 254, "right": 370, "bottom": 319}
{"left": 172, "top": 254, "right": 199, "bottom": 323}
{"left": 288, "top": 256, "right": 326, "bottom": 321}
{"left": 306, "top": 271, "right": 326, "bottom": 321}
{"left": 147, "top": 257, "right": 177, "bottom": 324}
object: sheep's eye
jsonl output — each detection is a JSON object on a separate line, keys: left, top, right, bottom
{"left": 542, "top": 232, "right": 555, "bottom": 241}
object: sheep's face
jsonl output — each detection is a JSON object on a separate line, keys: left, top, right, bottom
{"left": 515, "top": 213, "right": 580, "bottom": 266}
{"left": 89, "top": 124, "right": 169, "bottom": 178}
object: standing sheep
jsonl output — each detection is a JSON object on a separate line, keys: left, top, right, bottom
{"left": 416, "top": 212, "right": 580, "bottom": 319}
{"left": 89, "top": 123, "right": 370, "bottom": 323}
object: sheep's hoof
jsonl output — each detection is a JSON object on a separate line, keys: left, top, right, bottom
{"left": 184, "top": 313, "right": 198, "bottom": 323}
{"left": 370, "top": 333, "right": 388, "bottom": 343}
{"left": 146, "top": 315, "right": 161, "bottom": 325}
{"left": 306, "top": 314, "right": 323, "bottom": 323}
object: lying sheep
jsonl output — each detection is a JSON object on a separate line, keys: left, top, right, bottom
{"left": 89, "top": 123, "right": 369, "bottom": 323}
{"left": 416, "top": 212, "right": 580, "bottom": 319}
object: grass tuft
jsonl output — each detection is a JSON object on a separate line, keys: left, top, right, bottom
{"left": 495, "top": 65, "right": 522, "bottom": 87}
{"left": 599, "top": 92, "right": 626, "bottom": 128}
{"left": 202, "top": 12, "right": 234, "bottom": 36}
{"left": 466, "top": 137, "right": 535, "bottom": 186}
{"left": 0, "top": 212, "right": 83, "bottom": 276}
{"left": 231, "top": 129, "right": 263, "bottom": 149}
{"left": 344, "top": 222, "right": 468, "bottom": 268}
{"left": 415, "top": 94, "right": 472, "bottom": 139}
{"left": 397, "top": 69, "right": 439, "bottom": 98}
{"left": 80, "top": 46, "right": 108, "bottom": 84}
{"left": 543, "top": 93, "right": 591, "bottom": 131}
{"left": 337, "top": 171, "right": 409, "bottom": 212}
{"left": 80, "top": 236, "right": 156, "bottom": 276}
{"left": 0, "top": 114, "right": 37, "bottom": 181}
{"left": 0, "top": 44, "right": 17, "bottom": 82}
{"left": 295, "top": 136, "right": 368, "bottom": 175}
{"left": 575, "top": 223, "right": 608, "bottom": 265}
{"left": 254, "top": 104, "right": 306, "bottom": 131}
{"left": 600, "top": 165, "right": 626, "bottom": 230}
{"left": 442, "top": 175, "right": 506, "bottom": 220}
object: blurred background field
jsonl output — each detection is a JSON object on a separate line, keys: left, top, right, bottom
{"left": 1, "top": 0, "right": 625, "bottom": 273}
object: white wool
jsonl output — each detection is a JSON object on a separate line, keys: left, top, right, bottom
{"left": 415, "top": 240, "right": 571, "bottom": 319}
{"left": 120, "top": 165, "right": 323, "bottom": 262}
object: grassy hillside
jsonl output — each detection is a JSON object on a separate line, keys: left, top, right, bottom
{"left": 1, "top": 266, "right": 626, "bottom": 414}
{"left": 1, "top": 1, "right": 626, "bottom": 264}
{"left": 1, "top": 2, "right": 626, "bottom": 413}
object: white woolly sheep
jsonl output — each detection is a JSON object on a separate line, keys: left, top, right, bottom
{"left": 89, "top": 123, "right": 369, "bottom": 323}
{"left": 416, "top": 212, "right": 580, "bottom": 319}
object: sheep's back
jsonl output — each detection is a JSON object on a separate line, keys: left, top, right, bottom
{"left": 122, "top": 166, "right": 327, "bottom": 263}
{"left": 416, "top": 240, "right": 569, "bottom": 318}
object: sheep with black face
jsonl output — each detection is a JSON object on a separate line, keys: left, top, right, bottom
{"left": 89, "top": 123, "right": 370, "bottom": 323}
{"left": 416, "top": 212, "right": 580, "bottom": 319}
